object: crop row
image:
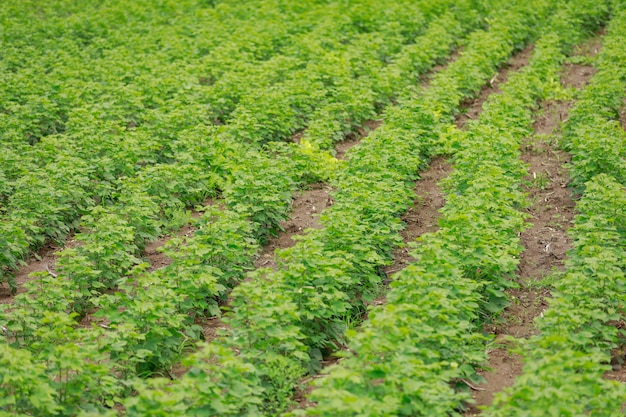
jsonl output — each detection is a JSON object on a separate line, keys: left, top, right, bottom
{"left": 0, "top": 0, "right": 474, "bottom": 292}
{"left": 122, "top": 1, "right": 561, "bottom": 415}
{"left": 1, "top": 0, "right": 328, "bottom": 288}
{"left": 561, "top": 6, "right": 626, "bottom": 189}
{"left": 303, "top": 1, "right": 610, "bottom": 415}
{"left": 1, "top": 0, "right": 402, "bottom": 152}
{"left": 0, "top": 0, "right": 481, "bottom": 317}
{"left": 487, "top": 6, "right": 626, "bottom": 415}
{"left": 0, "top": 2, "right": 490, "bottom": 415}
{"left": 0, "top": 0, "right": 326, "bottom": 182}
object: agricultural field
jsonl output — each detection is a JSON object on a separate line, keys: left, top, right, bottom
{"left": 1, "top": 0, "right": 625, "bottom": 416}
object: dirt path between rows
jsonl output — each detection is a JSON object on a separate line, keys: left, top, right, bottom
{"left": 381, "top": 157, "right": 450, "bottom": 282}
{"left": 254, "top": 184, "right": 333, "bottom": 270}
{"left": 464, "top": 34, "right": 602, "bottom": 415}
{"left": 0, "top": 236, "right": 80, "bottom": 303}
{"left": 464, "top": 100, "right": 576, "bottom": 415}
{"left": 456, "top": 45, "right": 535, "bottom": 128}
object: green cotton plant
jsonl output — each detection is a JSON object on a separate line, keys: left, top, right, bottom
{"left": 304, "top": 249, "right": 487, "bottom": 417}
{"left": 112, "top": 191, "right": 164, "bottom": 248}
{"left": 95, "top": 270, "right": 191, "bottom": 377}
{"left": 0, "top": 0, "right": 465, "bottom": 300}
{"left": 225, "top": 273, "right": 311, "bottom": 411}
{"left": 121, "top": 162, "right": 219, "bottom": 214}
{"left": 0, "top": 203, "right": 263, "bottom": 409}
{"left": 0, "top": 313, "right": 122, "bottom": 416}
{"left": 0, "top": 0, "right": 330, "bottom": 284}
{"left": 73, "top": 208, "right": 142, "bottom": 290}
{"left": 52, "top": 251, "right": 103, "bottom": 316}
{"left": 0, "top": 222, "right": 30, "bottom": 294}
{"left": 154, "top": 261, "right": 226, "bottom": 321}
{"left": 565, "top": 116, "right": 626, "bottom": 188}
{"left": 223, "top": 149, "right": 298, "bottom": 242}
{"left": 158, "top": 207, "right": 258, "bottom": 305}
{"left": 561, "top": 9, "right": 626, "bottom": 189}
{"left": 302, "top": 5, "right": 476, "bottom": 151}
{"left": 125, "top": 344, "right": 265, "bottom": 417}
{"left": 0, "top": 275, "right": 83, "bottom": 349}
{"left": 26, "top": 313, "right": 120, "bottom": 415}
{"left": 0, "top": 344, "right": 60, "bottom": 416}
{"left": 215, "top": 0, "right": 462, "bottom": 149}
{"left": 8, "top": 160, "right": 93, "bottom": 241}
{"left": 227, "top": 271, "right": 309, "bottom": 359}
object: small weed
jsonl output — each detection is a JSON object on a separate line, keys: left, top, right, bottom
{"left": 530, "top": 171, "right": 551, "bottom": 190}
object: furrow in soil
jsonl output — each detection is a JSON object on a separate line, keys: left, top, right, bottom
{"left": 254, "top": 184, "right": 333, "bottom": 270}
{"left": 456, "top": 45, "right": 535, "bottom": 129}
{"left": 464, "top": 35, "right": 601, "bottom": 415}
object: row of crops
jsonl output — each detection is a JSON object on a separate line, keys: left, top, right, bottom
{"left": 306, "top": 1, "right": 623, "bottom": 415}
{"left": 1, "top": 0, "right": 480, "bottom": 292}
{"left": 0, "top": 0, "right": 496, "bottom": 414}
{"left": 489, "top": 7, "right": 626, "bottom": 415}
{"left": 1, "top": 0, "right": 625, "bottom": 416}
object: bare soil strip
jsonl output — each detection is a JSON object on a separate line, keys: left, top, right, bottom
{"left": 464, "top": 36, "right": 601, "bottom": 415}
{"left": 381, "top": 157, "right": 450, "bottom": 281}
{"left": 456, "top": 45, "right": 535, "bottom": 129}
{"left": 254, "top": 183, "right": 333, "bottom": 270}
{"left": 0, "top": 235, "right": 79, "bottom": 303}
{"left": 465, "top": 101, "right": 575, "bottom": 415}
{"left": 334, "top": 120, "right": 382, "bottom": 160}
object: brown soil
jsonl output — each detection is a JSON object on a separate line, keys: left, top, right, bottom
{"left": 254, "top": 184, "right": 332, "bottom": 269}
{"left": 0, "top": 198, "right": 217, "bottom": 304}
{"left": 143, "top": 197, "right": 216, "bottom": 271}
{"left": 561, "top": 31, "right": 601, "bottom": 90}
{"left": 456, "top": 45, "right": 535, "bottom": 128}
{"left": 143, "top": 224, "right": 197, "bottom": 272}
{"left": 605, "top": 369, "right": 626, "bottom": 383}
{"left": 519, "top": 104, "right": 576, "bottom": 273}
{"left": 291, "top": 129, "right": 305, "bottom": 143}
{"left": 0, "top": 235, "right": 80, "bottom": 303}
{"left": 334, "top": 119, "right": 382, "bottom": 160}
{"left": 465, "top": 36, "right": 602, "bottom": 414}
{"left": 606, "top": 341, "right": 626, "bottom": 382}
{"left": 562, "top": 63, "right": 597, "bottom": 89}
{"left": 382, "top": 157, "right": 450, "bottom": 278}
{"left": 571, "top": 30, "right": 604, "bottom": 59}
